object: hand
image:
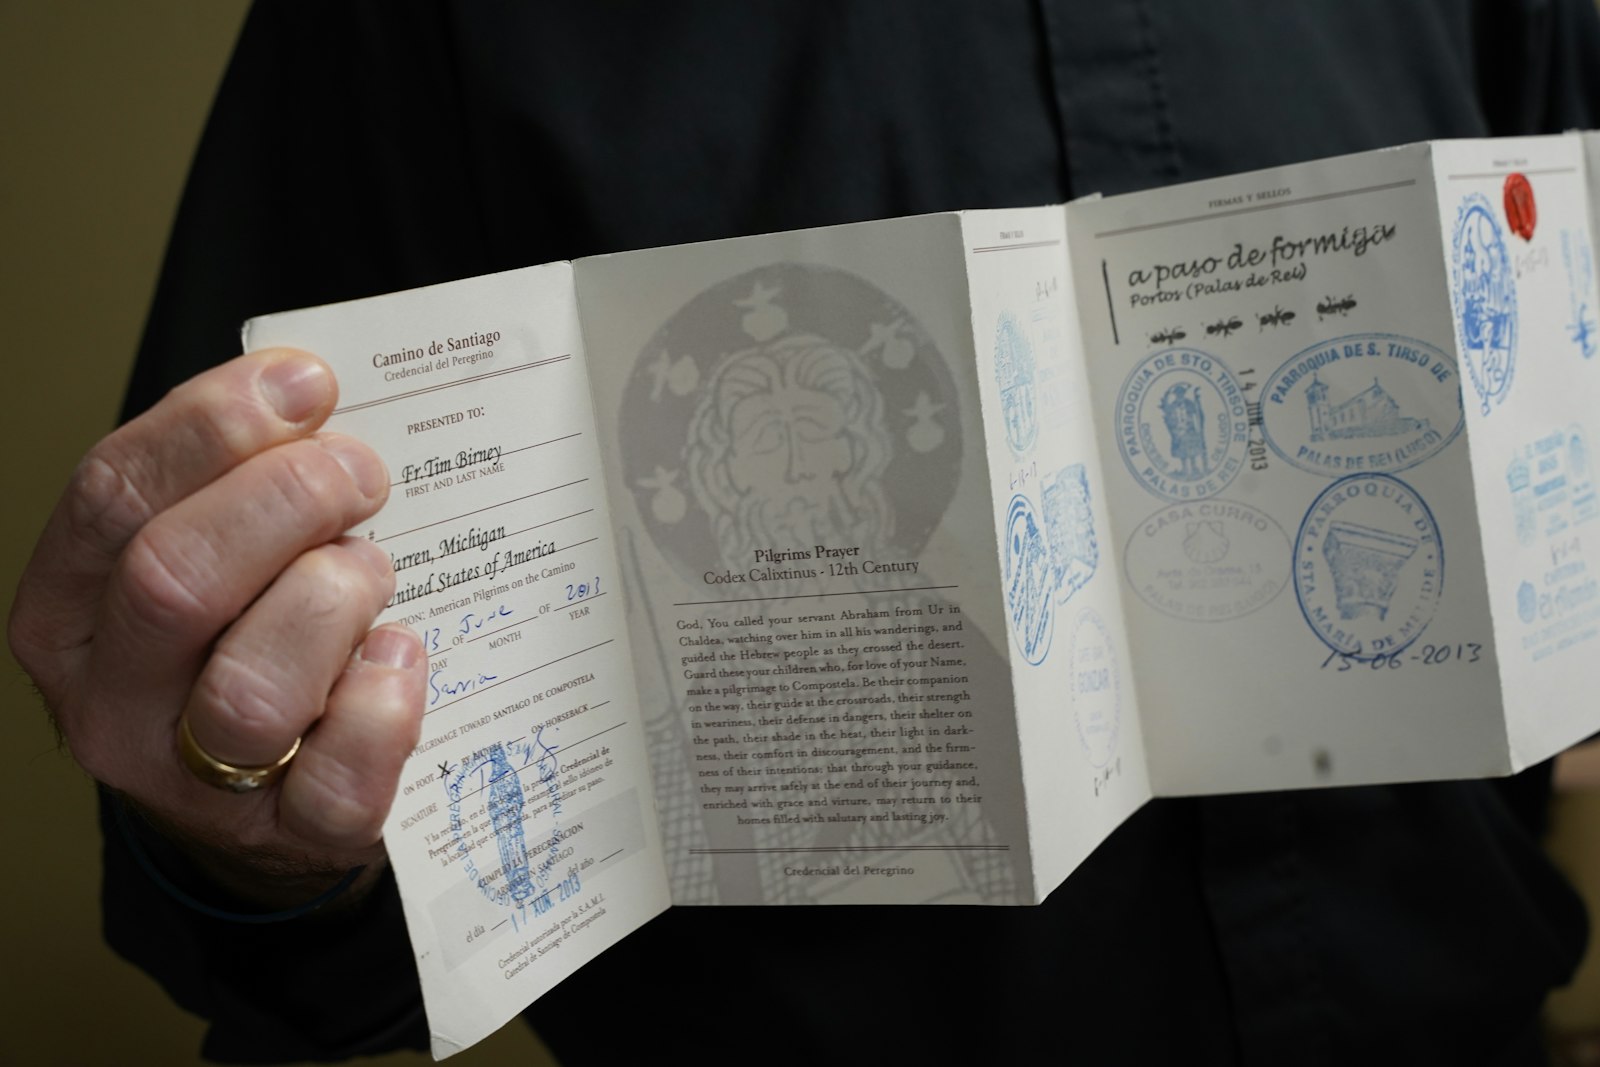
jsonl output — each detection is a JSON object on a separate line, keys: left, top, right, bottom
{"left": 8, "top": 349, "right": 426, "bottom": 906}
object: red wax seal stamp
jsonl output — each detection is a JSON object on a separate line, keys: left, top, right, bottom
{"left": 1503, "top": 172, "right": 1536, "bottom": 241}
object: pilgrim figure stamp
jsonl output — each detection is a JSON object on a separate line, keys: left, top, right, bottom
{"left": 1116, "top": 347, "right": 1250, "bottom": 501}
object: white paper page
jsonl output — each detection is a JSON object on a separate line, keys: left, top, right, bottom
{"left": 577, "top": 214, "right": 1035, "bottom": 905}
{"left": 1586, "top": 132, "right": 1600, "bottom": 227}
{"left": 959, "top": 206, "right": 1151, "bottom": 899}
{"left": 1067, "top": 144, "right": 1508, "bottom": 795}
{"left": 244, "top": 263, "right": 669, "bottom": 1057}
{"left": 1432, "top": 134, "right": 1600, "bottom": 770}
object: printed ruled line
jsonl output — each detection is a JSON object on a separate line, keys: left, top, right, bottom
{"left": 388, "top": 432, "right": 582, "bottom": 488}
{"left": 468, "top": 586, "right": 606, "bottom": 644}
{"left": 1101, "top": 259, "right": 1120, "bottom": 345}
{"left": 672, "top": 584, "right": 958, "bottom": 608}
{"left": 563, "top": 718, "right": 626, "bottom": 751}
{"left": 334, "top": 355, "right": 570, "bottom": 414}
{"left": 1445, "top": 166, "right": 1577, "bottom": 180}
{"left": 687, "top": 845, "right": 1011, "bottom": 854}
{"left": 378, "top": 479, "right": 588, "bottom": 542}
{"left": 441, "top": 508, "right": 596, "bottom": 570}
{"left": 1092, "top": 179, "right": 1416, "bottom": 238}
{"left": 969, "top": 239, "right": 1063, "bottom": 253}
{"left": 425, "top": 639, "right": 614, "bottom": 716}
{"left": 598, "top": 848, "right": 625, "bottom": 864}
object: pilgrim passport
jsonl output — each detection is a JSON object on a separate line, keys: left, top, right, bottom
{"left": 245, "top": 132, "right": 1600, "bottom": 1057}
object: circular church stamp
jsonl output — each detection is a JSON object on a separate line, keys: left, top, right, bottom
{"left": 1293, "top": 474, "right": 1443, "bottom": 660}
{"left": 1115, "top": 347, "right": 1250, "bottom": 502}
{"left": 1260, "top": 333, "right": 1463, "bottom": 478}
{"left": 1122, "top": 498, "right": 1290, "bottom": 622}
{"left": 1449, "top": 192, "right": 1519, "bottom": 416}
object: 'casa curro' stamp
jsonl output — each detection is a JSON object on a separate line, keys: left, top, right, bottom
{"left": 1260, "top": 333, "right": 1463, "bottom": 478}
{"left": 1293, "top": 474, "right": 1443, "bottom": 660}
{"left": 1116, "top": 347, "right": 1250, "bottom": 502}
{"left": 1122, "top": 498, "right": 1290, "bottom": 622}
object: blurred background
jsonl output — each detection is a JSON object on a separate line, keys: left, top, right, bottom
{"left": 2, "top": 3, "right": 1598, "bottom": 1065}
{"left": 0, "top": 4, "right": 549, "bottom": 1063}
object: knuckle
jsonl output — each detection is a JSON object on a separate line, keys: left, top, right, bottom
{"left": 65, "top": 450, "right": 156, "bottom": 554}
{"left": 296, "top": 547, "right": 383, "bottom": 622}
{"left": 264, "top": 446, "right": 354, "bottom": 532}
{"left": 173, "top": 373, "right": 276, "bottom": 460}
{"left": 289, "top": 759, "right": 385, "bottom": 846}
{"left": 193, "top": 648, "right": 304, "bottom": 745}
{"left": 117, "top": 530, "right": 215, "bottom": 634}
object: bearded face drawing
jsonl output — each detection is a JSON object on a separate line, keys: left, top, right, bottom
{"left": 686, "top": 337, "right": 893, "bottom": 569}
{"left": 615, "top": 262, "right": 1022, "bottom": 907}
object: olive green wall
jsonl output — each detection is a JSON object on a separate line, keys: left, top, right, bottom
{"left": 0, "top": 5, "right": 550, "bottom": 1063}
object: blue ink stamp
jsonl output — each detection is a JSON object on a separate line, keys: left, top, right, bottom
{"left": 1293, "top": 474, "right": 1443, "bottom": 659}
{"left": 1004, "top": 493, "right": 1054, "bottom": 664}
{"left": 1506, "top": 425, "right": 1600, "bottom": 662}
{"left": 1123, "top": 499, "right": 1290, "bottom": 622}
{"left": 1449, "top": 193, "right": 1519, "bottom": 415}
{"left": 995, "top": 311, "right": 1038, "bottom": 455}
{"left": 444, "top": 732, "right": 563, "bottom": 909}
{"left": 1067, "top": 608, "right": 1120, "bottom": 769}
{"left": 1507, "top": 424, "right": 1598, "bottom": 547}
{"left": 1562, "top": 228, "right": 1598, "bottom": 360}
{"left": 1116, "top": 347, "right": 1250, "bottom": 501}
{"left": 1517, "top": 580, "right": 1538, "bottom": 624}
{"left": 1041, "top": 462, "right": 1099, "bottom": 604}
{"left": 1261, "top": 333, "right": 1463, "bottom": 477}
{"left": 1004, "top": 466, "right": 1102, "bottom": 664}
{"left": 486, "top": 744, "right": 535, "bottom": 903}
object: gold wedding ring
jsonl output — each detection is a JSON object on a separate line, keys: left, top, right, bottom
{"left": 177, "top": 713, "right": 301, "bottom": 793}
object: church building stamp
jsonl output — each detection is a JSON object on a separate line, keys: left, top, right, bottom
{"left": 1261, "top": 333, "right": 1463, "bottom": 478}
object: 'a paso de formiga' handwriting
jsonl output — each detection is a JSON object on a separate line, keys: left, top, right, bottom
{"left": 1123, "top": 222, "right": 1399, "bottom": 306}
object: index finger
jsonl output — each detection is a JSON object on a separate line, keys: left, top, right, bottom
{"left": 11, "top": 348, "right": 337, "bottom": 676}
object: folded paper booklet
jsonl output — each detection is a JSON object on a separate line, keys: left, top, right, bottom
{"left": 246, "top": 131, "right": 1600, "bottom": 1056}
